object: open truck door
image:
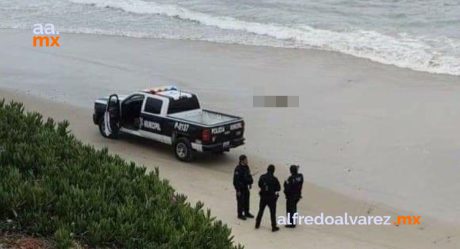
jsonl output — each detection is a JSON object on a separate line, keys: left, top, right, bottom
{"left": 99, "top": 94, "right": 120, "bottom": 138}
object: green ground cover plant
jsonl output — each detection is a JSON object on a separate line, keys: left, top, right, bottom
{"left": 0, "top": 100, "right": 242, "bottom": 249}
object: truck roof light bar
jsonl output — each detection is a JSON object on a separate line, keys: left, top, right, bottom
{"left": 143, "top": 85, "right": 178, "bottom": 94}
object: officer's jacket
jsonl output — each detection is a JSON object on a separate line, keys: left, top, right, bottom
{"left": 284, "top": 173, "right": 304, "bottom": 199}
{"left": 258, "top": 173, "right": 281, "bottom": 198}
{"left": 233, "top": 164, "right": 254, "bottom": 191}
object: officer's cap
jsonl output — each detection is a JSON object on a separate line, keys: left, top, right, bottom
{"left": 290, "top": 165, "right": 299, "bottom": 173}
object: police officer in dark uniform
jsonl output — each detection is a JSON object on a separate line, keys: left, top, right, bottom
{"left": 233, "top": 155, "right": 254, "bottom": 220}
{"left": 255, "top": 164, "right": 281, "bottom": 232}
{"left": 284, "top": 165, "right": 304, "bottom": 228}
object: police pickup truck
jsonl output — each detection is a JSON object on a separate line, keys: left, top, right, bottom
{"left": 92, "top": 86, "right": 245, "bottom": 161}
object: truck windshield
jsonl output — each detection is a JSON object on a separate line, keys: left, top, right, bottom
{"left": 168, "top": 94, "right": 200, "bottom": 114}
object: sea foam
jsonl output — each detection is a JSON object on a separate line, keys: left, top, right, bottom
{"left": 68, "top": 0, "right": 460, "bottom": 76}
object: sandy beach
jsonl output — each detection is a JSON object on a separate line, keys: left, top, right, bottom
{"left": 1, "top": 29, "right": 460, "bottom": 248}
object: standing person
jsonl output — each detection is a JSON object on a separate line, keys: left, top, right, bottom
{"left": 255, "top": 164, "right": 281, "bottom": 232}
{"left": 233, "top": 154, "right": 254, "bottom": 220}
{"left": 284, "top": 165, "right": 304, "bottom": 228}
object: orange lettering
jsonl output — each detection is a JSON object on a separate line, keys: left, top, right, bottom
{"left": 50, "top": 36, "right": 60, "bottom": 47}
{"left": 33, "top": 36, "right": 49, "bottom": 47}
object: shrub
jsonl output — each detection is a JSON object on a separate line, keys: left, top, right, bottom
{"left": 0, "top": 100, "right": 242, "bottom": 249}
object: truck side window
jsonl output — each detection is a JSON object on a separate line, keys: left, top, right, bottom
{"left": 144, "top": 97, "right": 162, "bottom": 114}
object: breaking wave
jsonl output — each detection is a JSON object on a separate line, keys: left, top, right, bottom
{"left": 68, "top": 0, "right": 460, "bottom": 76}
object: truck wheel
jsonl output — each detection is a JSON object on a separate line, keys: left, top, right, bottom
{"left": 174, "top": 138, "right": 194, "bottom": 162}
{"left": 98, "top": 116, "right": 119, "bottom": 139}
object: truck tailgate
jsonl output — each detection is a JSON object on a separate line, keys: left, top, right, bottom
{"left": 209, "top": 120, "right": 244, "bottom": 144}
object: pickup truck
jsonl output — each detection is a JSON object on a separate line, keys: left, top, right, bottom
{"left": 92, "top": 86, "right": 245, "bottom": 161}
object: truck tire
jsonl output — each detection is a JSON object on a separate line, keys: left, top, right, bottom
{"left": 174, "top": 138, "right": 194, "bottom": 162}
{"left": 98, "top": 116, "right": 119, "bottom": 139}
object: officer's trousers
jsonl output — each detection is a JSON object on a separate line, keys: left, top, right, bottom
{"left": 236, "top": 188, "right": 250, "bottom": 216}
{"left": 286, "top": 198, "right": 300, "bottom": 225}
{"left": 255, "top": 196, "right": 277, "bottom": 228}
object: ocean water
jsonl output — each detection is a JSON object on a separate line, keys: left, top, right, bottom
{"left": 1, "top": 0, "right": 459, "bottom": 75}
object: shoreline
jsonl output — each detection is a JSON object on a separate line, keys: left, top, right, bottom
{"left": 3, "top": 27, "right": 460, "bottom": 78}
{"left": 3, "top": 25, "right": 459, "bottom": 77}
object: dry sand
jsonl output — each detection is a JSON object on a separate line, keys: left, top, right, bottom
{"left": 1, "top": 29, "right": 460, "bottom": 248}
